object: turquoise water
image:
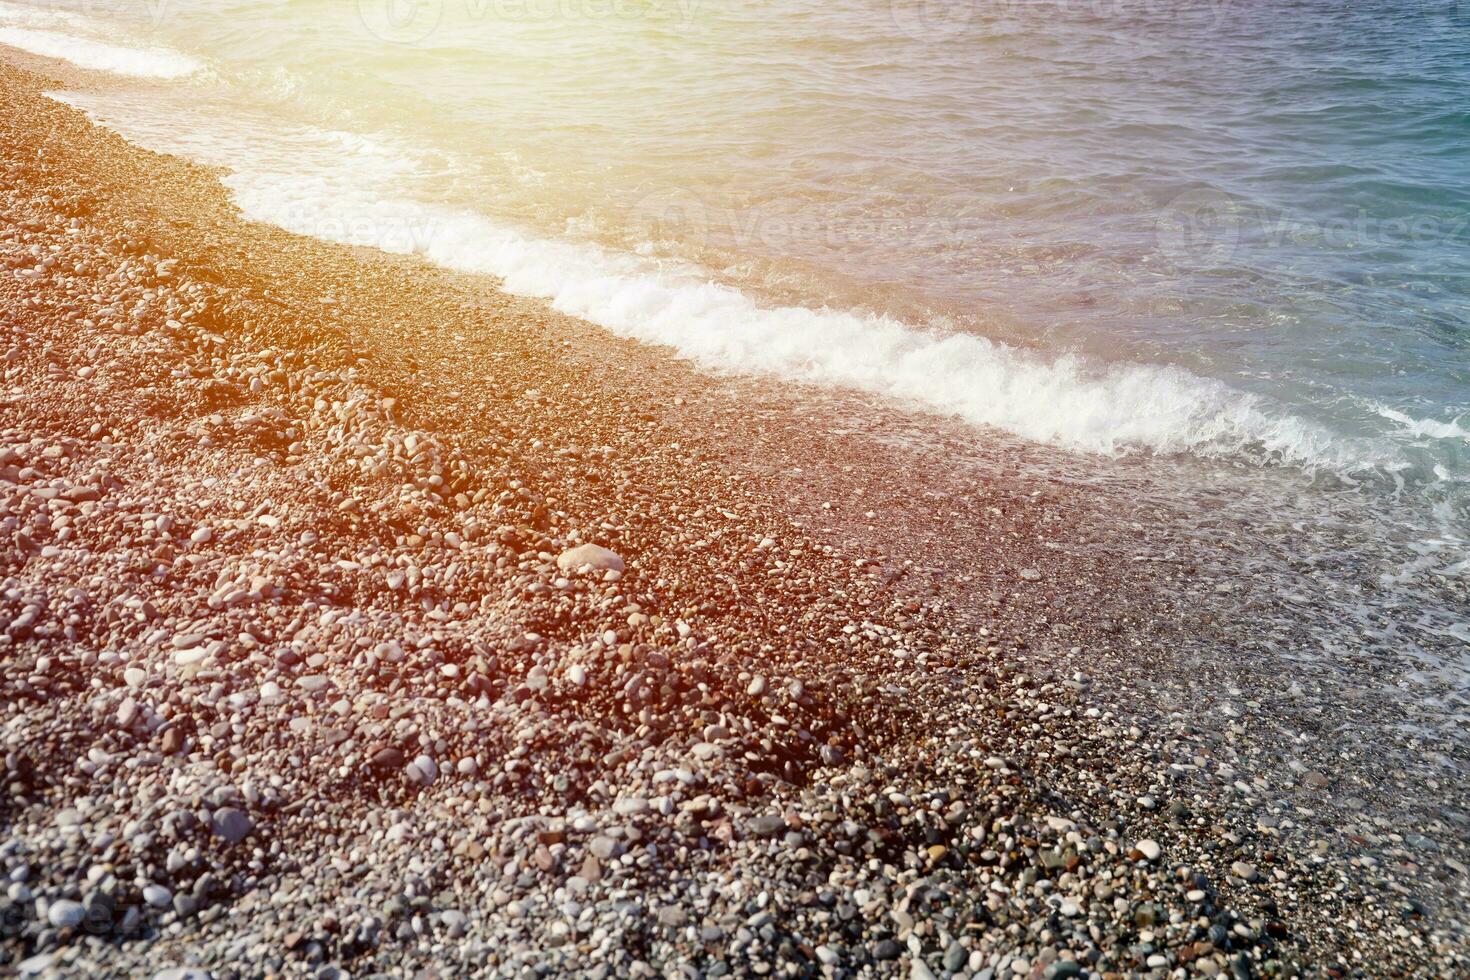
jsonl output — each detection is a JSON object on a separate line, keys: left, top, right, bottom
{"left": 1, "top": 0, "right": 1467, "bottom": 505}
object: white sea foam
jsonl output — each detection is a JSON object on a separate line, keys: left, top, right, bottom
{"left": 226, "top": 159, "right": 1372, "bottom": 470}
{"left": 0, "top": 3, "right": 202, "bottom": 80}
{"left": 0, "top": 27, "right": 202, "bottom": 77}
{"left": 0, "top": 1, "right": 89, "bottom": 30}
{"left": 43, "top": 92, "right": 1399, "bottom": 475}
{"left": 1373, "top": 405, "right": 1470, "bottom": 442}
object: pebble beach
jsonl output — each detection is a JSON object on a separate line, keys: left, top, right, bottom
{"left": 1, "top": 51, "right": 1467, "bottom": 980}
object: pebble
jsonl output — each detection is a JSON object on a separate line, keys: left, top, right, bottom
{"left": 174, "top": 647, "right": 209, "bottom": 667}
{"left": 943, "top": 942, "right": 967, "bottom": 972}
{"left": 407, "top": 755, "right": 439, "bottom": 786}
{"left": 748, "top": 814, "right": 786, "bottom": 838}
{"left": 441, "top": 909, "right": 468, "bottom": 938}
{"left": 613, "top": 797, "right": 649, "bottom": 816}
{"left": 47, "top": 899, "right": 85, "bottom": 928}
{"left": 555, "top": 543, "right": 624, "bottom": 573}
{"left": 211, "top": 807, "right": 253, "bottom": 844}
{"left": 1231, "top": 861, "right": 1258, "bottom": 881}
{"left": 18, "top": 954, "right": 56, "bottom": 977}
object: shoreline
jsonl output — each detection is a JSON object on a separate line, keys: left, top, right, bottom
{"left": 1, "top": 51, "right": 1466, "bottom": 979}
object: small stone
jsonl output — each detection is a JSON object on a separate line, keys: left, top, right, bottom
{"left": 370, "top": 745, "right": 405, "bottom": 769}
{"left": 211, "top": 807, "right": 253, "bottom": 844}
{"left": 441, "top": 909, "right": 468, "bottom": 938}
{"left": 143, "top": 884, "right": 172, "bottom": 908}
{"left": 1231, "top": 860, "right": 1258, "bottom": 881}
{"left": 580, "top": 856, "right": 603, "bottom": 882}
{"left": 17, "top": 954, "right": 56, "bottom": 977}
{"left": 1134, "top": 839, "right": 1161, "bottom": 862}
{"left": 943, "top": 942, "right": 967, "bottom": 972}
{"left": 407, "top": 755, "right": 438, "bottom": 786}
{"left": 161, "top": 728, "right": 185, "bottom": 754}
{"left": 613, "top": 796, "right": 648, "bottom": 816}
{"left": 556, "top": 544, "right": 624, "bottom": 573}
{"left": 174, "top": 647, "right": 209, "bottom": 667}
{"left": 748, "top": 814, "right": 786, "bottom": 838}
{"left": 47, "top": 899, "right": 85, "bottom": 928}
